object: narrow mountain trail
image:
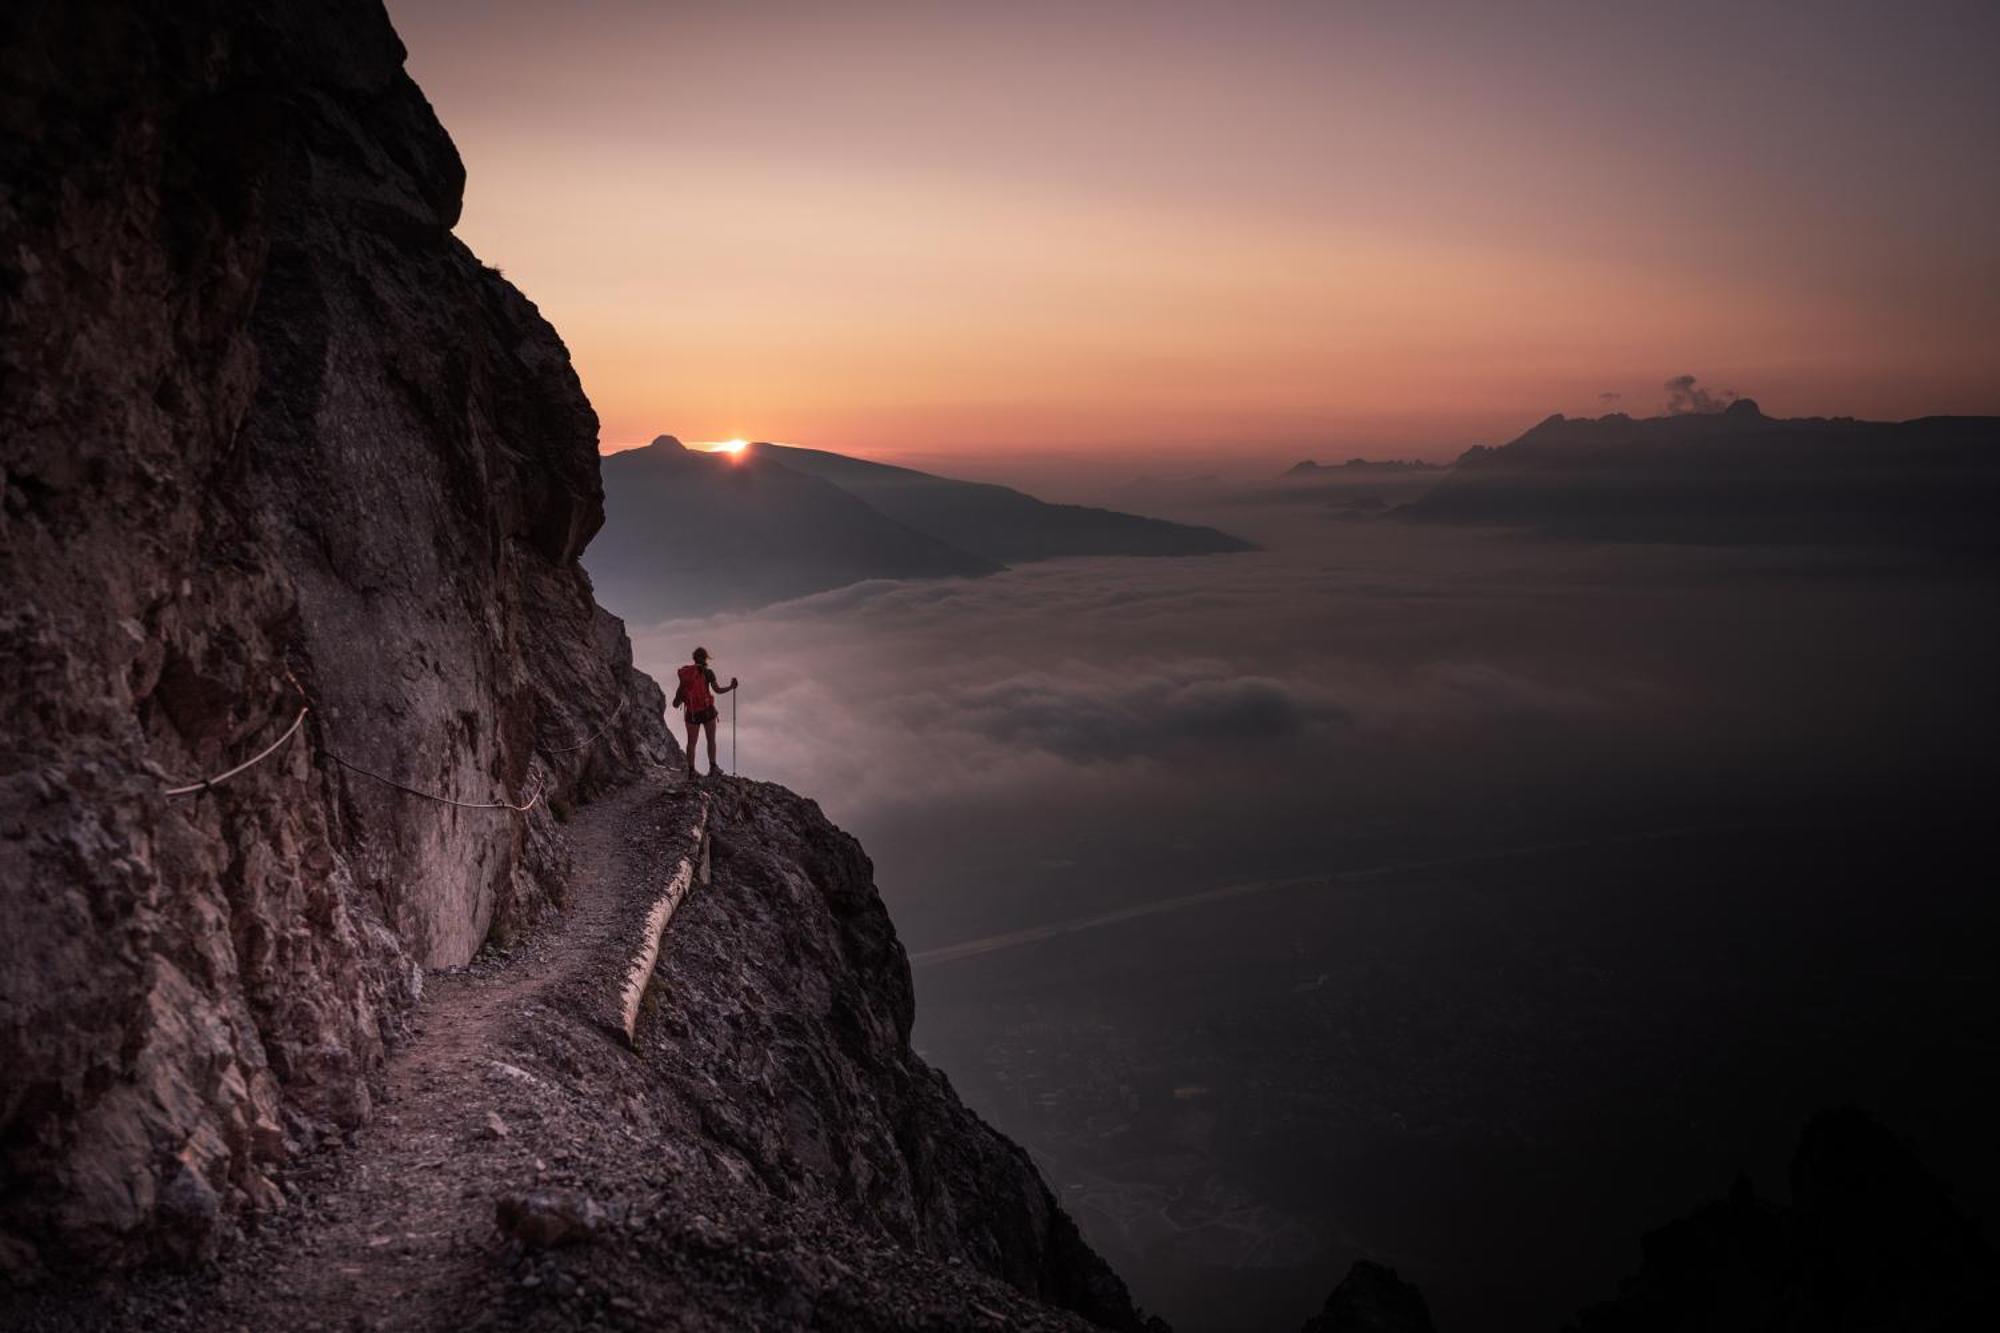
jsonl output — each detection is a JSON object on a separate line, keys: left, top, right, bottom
{"left": 181, "top": 772, "right": 706, "bottom": 1332}
{"left": 6, "top": 769, "right": 1126, "bottom": 1333}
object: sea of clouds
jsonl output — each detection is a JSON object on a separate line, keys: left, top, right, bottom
{"left": 625, "top": 504, "right": 1981, "bottom": 951}
{"left": 621, "top": 500, "right": 1996, "bottom": 1332}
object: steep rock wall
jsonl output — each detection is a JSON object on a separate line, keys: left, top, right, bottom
{"left": 1, "top": 8, "right": 1145, "bottom": 1325}
{"left": 638, "top": 779, "right": 1148, "bottom": 1327}
{"left": 0, "top": 0, "right": 671, "bottom": 1269}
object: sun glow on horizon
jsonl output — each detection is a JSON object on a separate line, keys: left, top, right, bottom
{"left": 689, "top": 438, "right": 750, "bottom": 456}
{"left": 405, "top": 1, "right": 2000, "bottom": 457}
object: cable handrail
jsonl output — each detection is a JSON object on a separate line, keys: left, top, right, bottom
{"left": 321, "top": 748, "right": 545, "bottom": 813}
{"left": 158, "top": 668, "right": 625, "bottom": 814}
{"left": 162, "top": 708, "right": 312, "bottom": 797}
{"left": 542, "top": 694, "right": 626, "bottom": 754}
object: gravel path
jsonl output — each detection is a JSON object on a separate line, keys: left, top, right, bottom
{"left": 202, "top": 773, "right": 707, "bottom": 1330}
{"left": 2, "top": 772, "right": 706, "bottom": 1333}
{"left": 3, "top": 770, "right": 1131, "bottom": 1333}
{"left": 217, "top": 776, "right": 697, "bottom": 1327}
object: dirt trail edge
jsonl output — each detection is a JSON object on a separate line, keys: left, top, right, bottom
{"left": 4, "top": 770, "right": 1133, "bottom": 1333}
{"left": 188, "top": 772, "right": 703, "bottom": 1332}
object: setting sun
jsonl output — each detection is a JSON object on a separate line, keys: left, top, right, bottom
{"left": 688, "top": 437, "right": 750, "bottom": 457}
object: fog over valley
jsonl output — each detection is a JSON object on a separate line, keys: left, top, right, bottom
{"left": 613, "top": 455, "right": 1998, "bottom": 1331}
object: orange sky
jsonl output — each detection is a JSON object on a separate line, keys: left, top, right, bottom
{"left": 390, "top": 0, "right": 1999, "bottom": 466}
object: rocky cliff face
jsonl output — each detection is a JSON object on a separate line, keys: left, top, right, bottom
{"left": 1, "top": 0, "right": 672, "bottom": 1269}
{"left": 621, "top": 779, "right": 1145, "bottom": 1327}
{"left": 1, "top": 7, "right": 1145, "bottom": 1328}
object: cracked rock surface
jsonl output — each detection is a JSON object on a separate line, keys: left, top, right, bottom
{"left": 1, "top": 8, "right": 1150, "bottom": 1323}
{"left": 1, "top": 0, "right": 669, "bottom": 1271}
{"left": 2, "top": 776, "right": 1150, "bottom": 1331}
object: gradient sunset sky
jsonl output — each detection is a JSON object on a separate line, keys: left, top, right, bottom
{"left": 389, "top": 0, "right": 1999, "bottom": 465}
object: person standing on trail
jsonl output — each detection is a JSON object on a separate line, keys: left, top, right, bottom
{"left": 672, "top": 646, "right": 738, "bottom": 778}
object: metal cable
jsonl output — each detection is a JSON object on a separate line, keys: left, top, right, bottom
{"left": 163, "top": 708, "right": 311, "bottom": 797}
{"left": 158, "top": 667, "right": 606, "bottom": 814}
{"left": 322, "top": 749, "right": 546, "bottom": 812}
{"left": 541, "top": 694, "right": 627, "bottom": 754}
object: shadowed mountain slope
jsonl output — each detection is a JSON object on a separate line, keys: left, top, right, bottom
{"left": 1279, "top": 1110, "right": 1998, "bottom": 1333}
{"left": 762, "top": 442, "right": 1255, "bottom": 563}
{"left": 1571, "top": 1108, "right": 1997, "bottom": 1333}
{"left": 587, "top": 438, "right": 1001, "bottom": 623}
{"left": 587, "top": 437, "right": 1254, "bottom": 624}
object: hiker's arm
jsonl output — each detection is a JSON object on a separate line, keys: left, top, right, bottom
{"left": 670, "top": 681, "right": 685, "bottom": 708}
{"left": 716, "top": 677, "right": 739, "bottom": 694}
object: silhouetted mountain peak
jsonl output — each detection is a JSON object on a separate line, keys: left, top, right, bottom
{"left": 1301, "top": 1259, "right": 1437, "bottom": 1332}
{"left": 1495, "top": 399, "right": 1803, "bottom": 457}
{"left": 1406, "top": 405, "right": 2000, "bottom": 559}
{"left": 761, "top": 441, "right": 1255, "bottom": 561}
{"left": 1571, "top": 1107, "right": 1997, "bottom": 1332}
{"left": 588, "top": 437, "right": 1251, "bottom": 621}
{"left": 1284, "top": 457, "right": 1439, "bottom": 477}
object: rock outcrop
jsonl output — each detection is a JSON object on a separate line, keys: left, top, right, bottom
{"left": 1285, "top": 1111, "right": 1998, "bottom": 1333}
{"left": 2, "top": 7, "right": 1146, "bottom": 1329}
{"left": 1299, "top": 1260, "right": 1436, "bottom": 1333}
{"left": 1570, "top": 1108, "right": 1998, "bottom": 1333}
{"left": 621, "top": 778, "right": 1146, "bottom": 1328}
{"left": 1, "top": 0, "right": 670, "bottom": 1270}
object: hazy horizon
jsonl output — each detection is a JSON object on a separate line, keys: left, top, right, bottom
{"left": 594, "top": 392, "right": 1980, "bottom": 524}
{"left": 390, "top": 0, "right": 2000, "bottom": 463}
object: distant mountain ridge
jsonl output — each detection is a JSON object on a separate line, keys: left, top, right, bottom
{"left": 586, "top": 437, "right": 998, "bottom": 623}
{"left": 588, "top": 437, "right": 1253, "bottom": 622}
{"left": 761, "top": 442, "right": 1254, "bottom": 562}
{"left": 1283, "top": 457, "right": 1439, "bottom": 477}
{"left": 1399, "top": 400, "right": 2000, "bottom": 558}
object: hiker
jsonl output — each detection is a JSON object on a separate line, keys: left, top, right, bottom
{"left": 672, "top": 646, "right": 738, "bottom": 778}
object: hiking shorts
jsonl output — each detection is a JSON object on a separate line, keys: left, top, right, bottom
{"left": 684, "top": 706, "right": 718, "bottom": 727}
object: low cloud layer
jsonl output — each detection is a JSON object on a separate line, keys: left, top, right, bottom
{"left": 629, "top": 496, "right": 1995, "bottom": 1333}
{"left": 629, "top": 517, "right": 1644, "bottom": 825}
{"left": 627, "top": 499, "right": 1987, "bottom": 961}
{"left": 948, "top": 665, "right": 1343, "bottom": 762}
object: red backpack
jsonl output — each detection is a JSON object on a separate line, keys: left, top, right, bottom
{"left": 677, "top": 663, "right": 713, "bottom": 714}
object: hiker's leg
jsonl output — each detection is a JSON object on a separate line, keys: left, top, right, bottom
{"left": 683, "top": 720, "right": 698, "bottom": 772}
{"left": 704, "top": 717, "right": 720, "bottom": 772}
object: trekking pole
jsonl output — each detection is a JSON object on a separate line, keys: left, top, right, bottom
{"left": 731, "top": 685, "right": 738, "bottom": 776}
